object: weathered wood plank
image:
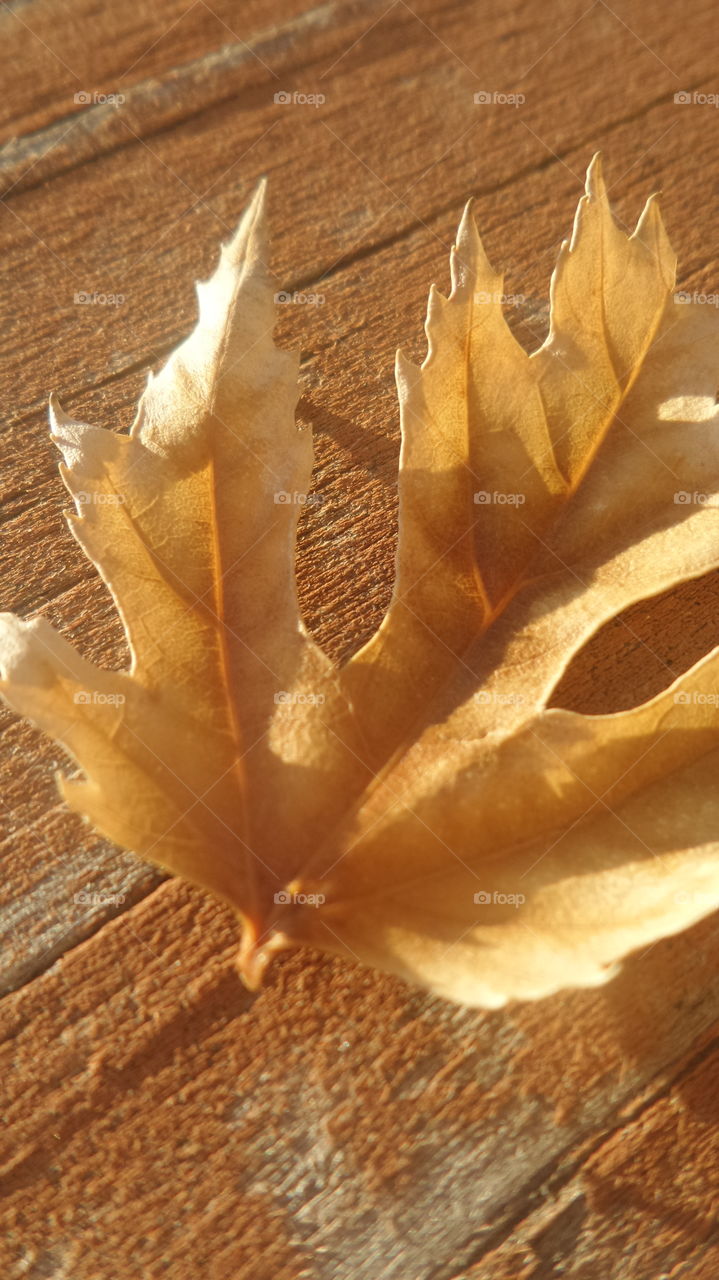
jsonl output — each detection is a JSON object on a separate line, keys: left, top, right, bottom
{"left": 1, "top": 880, "right": 719, "bottom": 1278}
{"left": 460, "top": 1042, "right": 719, "bottom": 1278}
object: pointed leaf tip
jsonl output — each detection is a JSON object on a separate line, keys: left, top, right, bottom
{"left": 457, "top": 197, "right": 475, "bottom": 233}
{"left": 48, "top": 392, "right": 70, "bottom": 433}
{"left": 452, "top": 198, "right": 497, "bottom": 284}
{"left": 395, "top": 346, "right": 420, "bottom": 387}
{"left": 585, "top": 152, "right": 607, "bottom": 203}
{"left": 48, "top": 396, "right": 91, "bottom": 468}
{"left": 224, "top": 178, "right": 270, "bottom": 266}
{"left": 455, "top": 199, "right": 478, "bottom": 258}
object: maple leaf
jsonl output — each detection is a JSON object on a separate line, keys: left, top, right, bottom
{"left": 3, "top": 157, "right": 719, "bottom": 1008}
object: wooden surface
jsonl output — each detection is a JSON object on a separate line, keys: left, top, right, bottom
{"left": 2, "top": 1, "right": 719, "bottom": 1276}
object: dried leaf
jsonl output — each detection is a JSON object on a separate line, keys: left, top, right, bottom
{"left": 3, "top": 157, "right": 719, "bottom": 1007}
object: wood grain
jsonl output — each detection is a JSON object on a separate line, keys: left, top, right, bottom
{"left": 1, "top": 0, "right": 719, "bottom": 1276}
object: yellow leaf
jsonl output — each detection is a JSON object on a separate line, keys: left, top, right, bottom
{"left": 3, "top": 157, "right": 719, "bottom": 1006}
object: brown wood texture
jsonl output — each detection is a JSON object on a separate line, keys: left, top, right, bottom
{"left": 1, "top": 1, "right": 719, "bottom": 1276}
